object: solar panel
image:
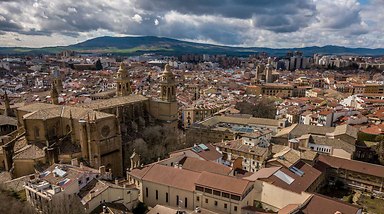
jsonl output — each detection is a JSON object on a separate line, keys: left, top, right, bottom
{"left": 198, "top": 144, "right": 209, "bottom": 151}
{"left": 192, "top": 146, "right": 202, "bottom": 153}
{"left": 290, "top": 166, "right": 305, "bottom": 177}
{"left": 274, "top": 170, "right": 295, "bottom": 185}
{"left": 58, "top": 178, "right": 70, "bottom": 186}
{"left": 53, "top": 167, "right": 68, "bottom": 177}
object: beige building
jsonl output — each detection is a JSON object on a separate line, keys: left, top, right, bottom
{"left": 186, "top": 115, "right": 286, "bottom": 145}
{"left": 246, "top": 84, "right": 294, "bottom": 98}
{"left": 128, "top": 162, "right": 254, "bottom": 214}
{"left": 183, "top": 104, "right": 223, "bottom": 128}
{"left": 24, "top": 162, "right": 128, "bottom": 213}
{"left": 215, "top": 130, "right": 273, "bottom": 172}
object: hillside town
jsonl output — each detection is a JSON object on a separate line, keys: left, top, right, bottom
{"left": 0, "top": 50, "right": 383, "bottom": 214}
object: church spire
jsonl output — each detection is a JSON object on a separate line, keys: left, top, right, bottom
{"left": 116, "top": 62, "right": 131, "bottom": 96}
{"left": 3, "top": 91, "right": 14, "bottom": 117}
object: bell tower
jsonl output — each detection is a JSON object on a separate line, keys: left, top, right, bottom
{"left": 160, "top": 64, "right": 176, "bottom": 102}
{"left": 3, "top": 91, "right": 14, "bottom": 117}
{"left": 116, "top": 62, "right": 131, "bottom": 96}
{"left": 50, "top": 83, "right": 59, "bottom": 105}
{"left": 51, "top": 68, "right": 63, "bottom": 92}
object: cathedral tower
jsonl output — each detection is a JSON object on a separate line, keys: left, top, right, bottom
{"left": 160, "top": 64, "right": 176, "bottom": 102}
{"left": 50, "top": 83, "right": 59, "bottom": 105}
{"left": 51, "top": 68, "right": 63, "bottom": 93}
{"left": 116, "top": 62, "right": 131, "bottom": 96}
{"left": 266, "top": 57, "right": 273, "bottom": 83}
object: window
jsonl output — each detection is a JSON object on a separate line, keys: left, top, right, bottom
{"left": 156, "top": 190, "right": 158, "bottom": 200}
{"left": 213, "top": 190, "right": 221, "bottom": 196}
{"left": 224, "top": 203, "right": 227, "bottom": 209}
{"left": 166, "top": 192, "right": 168, "bottom": 203}
{"left": 231, "top": 195, "right": 241, "bottom": 201}
{"left": 234, "top": 206, "right": 238, "bottom": 211}
{"left": 177, "top": 195, "right": 179, "bottom": 206}
{"left": 214, "top": 201, "right": 218, "bottom": 206}
{"left": 196, "top": 196, "right": 200, "bottom": 202}
{"left": 205, "top": 198, "right": 208, "bottom": 203}
{"left": 146, "top": 188, "right": 148, "bottom": 197}
{"left": 222, "top": 192, "right": 230, "bottom": 198}
{"left": 204, "top": 188, "right": 212, "bottom": 194}
{"left": 195, "top": 186, "right": 204, "bottom": 192}
{"left": 185, "top": 197, "right": 188, "bottom": 208}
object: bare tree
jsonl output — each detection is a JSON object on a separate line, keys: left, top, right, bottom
{"left": 0, "top": 187, "right": 35, "bottom": 214}
{"left": 50, "top": 194, "right": 85, "bottom": 214}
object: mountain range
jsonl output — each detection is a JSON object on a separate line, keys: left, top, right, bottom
{"left": 1, "top": 36, "right": 384, "bottom": 57}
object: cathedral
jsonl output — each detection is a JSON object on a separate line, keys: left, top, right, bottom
{"left": 0, "top": 63, "right": 178, "bottom": 178}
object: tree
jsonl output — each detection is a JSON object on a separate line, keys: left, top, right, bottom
{"left": 235, "top": 97, "right": 277, "bottom": 119}
{"left": 50, "top": 194, "right": 86, "bottom": 214}
{"left": 127, "top": 126, "right": 180, "bottom": 166}
{"left": 0, "top": 187, "right": 35, "bottom": 214}
{"left": 95, "top": 59, "right": 103, "bottom": 70}
{"left": 132, "top": 202, "right": 148, "bottom": 214}
{"left": 375, "top": 135, "right": 384, "bottom": 164}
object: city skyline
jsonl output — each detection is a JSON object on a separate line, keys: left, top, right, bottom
{"left": 0, "top": 0, "right": 383, "bottom": 48}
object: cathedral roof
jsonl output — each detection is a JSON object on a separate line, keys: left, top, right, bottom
{"left": 78, "top": 94, "right": 148, "bottom": 110}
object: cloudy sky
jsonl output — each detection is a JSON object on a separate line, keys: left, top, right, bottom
{"left": 0, "top": 0, "right": 383, "bottom": 48}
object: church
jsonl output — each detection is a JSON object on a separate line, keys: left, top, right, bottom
{"left": 0, "top": 63, "right": 178, "bottom": 178}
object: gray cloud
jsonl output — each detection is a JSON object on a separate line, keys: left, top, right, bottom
{"left": 0, "top": 0, "right": 381, "bottom": 48}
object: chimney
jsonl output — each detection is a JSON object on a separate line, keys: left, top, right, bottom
{"left": 115, "top": 179, "right": 119, "bottom": 185}
{"left": 99, "top": 166, "right": 106, "bottom": 175}
{"left": 71, "top": 158, "right": 79, "bottom": 167}
{"left": 79, "top": 162, "right": 84, "bottom": 169}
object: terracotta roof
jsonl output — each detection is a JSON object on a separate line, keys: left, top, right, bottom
{"left": 310, "top": 135, "right": 355, "bottom": 154}
{"left": 360, "top": 123, "right": 384, "bottom": 135}
{"left": 142, "top": 164, "right": 200, "bottom": 192}
{"left": 261, "top": 161, "right": 322, "bottom": 194}
{"left": 200, "top": 115, "right": 281, "bottom": 127}
{"left": 299, "top": 194, "right": 361, "bottom": 214}
{"left": 13, "top": 143, "right": 45, "bottom": 160}
{"left": 215, "top": 139, "right": 269, "bottom": 157}
{"left": 0, "top": 115, "right": 17, "bottom": 126}
{"left": 316, "top": 154, "right": 384, "bottom": 178}
{"left": 243, "top": 167, "right": 281, "bottom": 181}
{"left": 196, "top": 171, "right": 250, "bottom": 195}
{"left": 78, "top": 94, "right": 148, "bottom": 110}
{"left": 78, "top": 179, "right": 109, "bottom": 204}
{"left": 195, "top": 144, "right": 222, "bottom": 161}
{"left": 274, "top": 124, "right": 335, "bottom": 138}
{"left": 179, "top": 157, "right": 231, "bottom": 175}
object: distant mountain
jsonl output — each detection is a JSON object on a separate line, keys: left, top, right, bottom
{"left": 1, "top": 36, "right": 384, "bottom": 57}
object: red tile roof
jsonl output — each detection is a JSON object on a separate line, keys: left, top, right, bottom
{"left": 196, "top": 171, "right": 250, "bottom": 196}
{"left": 317, "top": 154, "right": 384, "bottom": 178}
